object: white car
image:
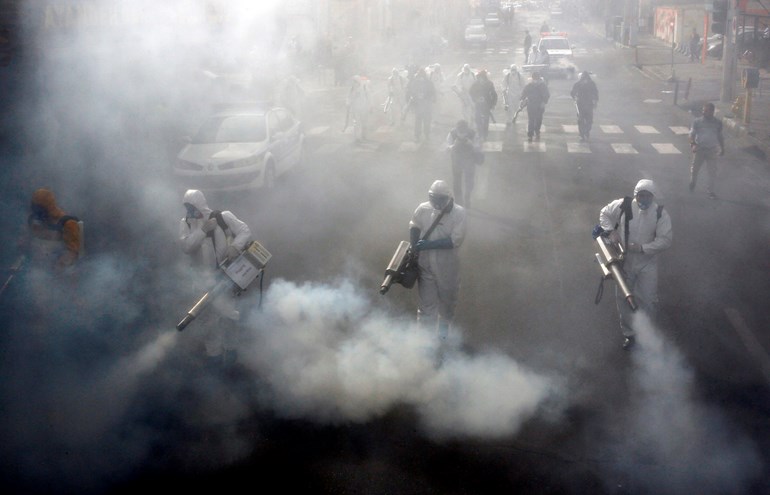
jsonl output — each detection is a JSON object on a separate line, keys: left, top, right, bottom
{"left": 537, "top": 33, "right": 577, "bottom": 78}
{"left": 484, "top": 12, "right": 501, "bottom": 27}
{"left": 175, "top": 105, "right": 305, "bottom": 191}
{"left": 464, "top": 25, "right": 488, "bottom": 48}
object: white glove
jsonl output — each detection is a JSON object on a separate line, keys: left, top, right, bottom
{"left": 201, "top": 218, "right": 217, "bottom": 234}
{"left": 225, "top": 245, "right": 241, "bottom": 261}
{"left": 628, "top": 243, "right": 643, "bottom": 254}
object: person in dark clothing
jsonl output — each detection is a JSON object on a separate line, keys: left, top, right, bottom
{"left": 468, "top": 69, "right": 497, "bottom": 141}
{"left": 570, "top": 71, "right": 599, "bottom": 141}
{"left": 523, "top": 30, "right": 532, "bottom": 64}
{"left": 520, "top": 71, "right": 550, "bottom": 142}
{"left": 405, "top": 68, "right": 437, "bottom": 142}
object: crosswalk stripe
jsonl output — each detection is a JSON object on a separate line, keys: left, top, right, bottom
{"left": 635, "top": 125, "right": 659, "bottom": 134}
{"left": 600, "top": 125, "right": 623, "bottom": 134}
{"left": 307, "top": 126, "right": 329, "bottom": 136}
{"left": 567, "top": 142, "right": 591, "bottom": 153}
{"left": 611, "top": 143, "right": 637, "bottom": 154}
{"left": 523, "top": 142, "right": 546, "bottom": 152}
{"left": 670, "top": 126, "right": 690, "bottom": 135}
{"left": 489, "top": 123, "right": 507, "bottom": 132}
{"left": 651, "top": 143, "right": 681, "bottom": 154}
{"left": 563, "top": 124, "right": 579, "bottom": 133}
{"left": 482, "top": 141, "right": 503, "bottom": 152}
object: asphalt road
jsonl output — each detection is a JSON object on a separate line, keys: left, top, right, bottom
{"left": 2, "top": 9, "right": 770, "bottom": 495}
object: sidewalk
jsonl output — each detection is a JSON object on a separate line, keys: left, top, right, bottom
{"left": 605, "top": 26, "right": 770, "bottom": 166}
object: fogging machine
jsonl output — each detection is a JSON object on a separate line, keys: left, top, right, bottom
{"left": 593, "top": 234, "right": 637, "bottom": 311}
{"left": 379, "top": 241, "right": 418, "bottom": 294}
{"left": 176, "top": 240, "right": 272, "bottom": 331}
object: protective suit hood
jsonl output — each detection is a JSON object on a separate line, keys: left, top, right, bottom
{"left": 183, "top": 189, "right": 212, "bottom": 215}
{"left": 429, "top": 180, "right": 453, "bottom": 199}
{"left": 633, "top": 179, "right": 657, "bottom": 198}
{"left": 31, "top": 188, "right": 64, "bottom": 220}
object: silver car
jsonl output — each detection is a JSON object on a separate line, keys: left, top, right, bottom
{"left": 175, "top": 105, "right": 305, "bottom": 191}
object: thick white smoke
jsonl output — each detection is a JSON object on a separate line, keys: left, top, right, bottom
{"left": 240, "top": 279, "right": 560, "bottom": 438}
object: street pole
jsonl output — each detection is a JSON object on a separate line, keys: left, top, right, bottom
{"left": 720, "top": 1, "right": 736, "bottom": 103}
{"left": 668, "top": 20, "right": 676, "bottom": 82}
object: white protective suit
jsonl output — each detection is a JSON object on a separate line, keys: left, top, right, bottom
{"left": 179, "top": 189, "right": 252, "bottom": 358}
{"left": 346, "top": 75, "right": 371, "bottom": 141}
{"left": 454, "top": 65, "right": 476, "bottom": 123}
{"left": 599, "top": 179, "right": 673, "bottom": 337}
{"left": 409, "top": 180, "right": 467, "bottom": 336}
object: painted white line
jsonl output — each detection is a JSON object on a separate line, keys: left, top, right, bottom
{"left": 651, "top": 143, "right": 681, "bottom": 154}
{"left": 635, "top": 125, "right": 659, "bottom": 134}
{"left": 669, "top": 126, "right": 690, "bottom": 135}
{"left": 489, "top": 123, "right": 507, "bottom": 132}
{"left": 725, "top": 307, "right": 770, "bottom": 386}
{"left": 600, "top": 125, "right": 623, "bottom": 134}
{"left": 611, "top": 143, "right": 637, "bottom": 154}
{"left": 567, "top": 142, "right": 591, "bottom": 153}
{"left": 482, "top": 141, "right": 503, "bottom": 152}
{"left": 643, "top": 98, "right": 663, "bottom": 103}
{"left": 563, "top": 124, "right": 580, "bottom": 133}
{"left": 523, "top": 142, "right": 546, "bottom": 152}
{"left": 307, "top": 126, "right": 329, "bottom": 136}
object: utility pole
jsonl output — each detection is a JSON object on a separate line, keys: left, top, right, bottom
{"left": 720, "top": 0, "right": 736, "bottom": 103}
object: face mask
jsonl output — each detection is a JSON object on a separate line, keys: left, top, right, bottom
{"left": 429, "top": 194, "right": 450, "bottom": 210}
{"left": 185, "top": 203, "right": 203, "bottom": 219}
{"left": 637, "top": 197, "right": 652, "bottom": 210}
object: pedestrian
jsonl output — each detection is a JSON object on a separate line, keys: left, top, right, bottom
{"left": 405, "top": 67, "right": 436, "bottom": 142}
{"left": 446, "top": 119, "right": 482, "bottom": 208}
{"left": 598, "top": 179, "right": 673, "bottom": 350}
{"left": 453, "top": 63, "right": 476, "bottom": 123}
{"left": 468, "top": 69, "right": 497, "bottom": 141}
{"left": 409, "top": 180, "right": 467, "bottom": 343}
{"left": 520, "top": 71, "right": 550, "bottom": 142}
{"left": 689, "top": 102, "right": 724, "bottom": 199}
{"left": 503, "top": 64, "right": 521, "bottom": 126}
{"left": 385, "top": 67, "right": 407, "bottom": 125}
{"left": 689, "top": 27, "right": 701, "bottom": 62}
{"left": 570, "top": 71, "right": 599, "bottom": 141}
{"left": 527, "top": 46, "right": 540, "bottom": 65}
{"left": 346, "top": 75, "right": 371, "bottom": 143}
{"left": 179, "top": 189, "right": 252, "bottom": 370}
{"left": 523, "top": 29, "right": 532, "bottom": 64}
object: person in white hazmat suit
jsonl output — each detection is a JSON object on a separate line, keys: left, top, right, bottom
{"left": 599, "top": 179, "right": 672, "bottom": 350}
{"left": 453, "top": 64, "right": 476, "bottom": 124}
{"left": 179, "top": 189, "right": 252, "bottom": 368}
{"left": 409, "top": 180, "right": 467, "bottom": 341}
{"left": 346, "top": 75, "right": 371, "bottom": 142}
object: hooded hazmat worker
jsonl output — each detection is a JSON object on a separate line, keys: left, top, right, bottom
{"left": 409, "top": 180, "right": 467, "bottom": 340}
{"left": 598, "top": 179, "right": 673, "bottom": 350}
{"left": 24, "top": 188, "right": 81, "bottom": 270}
{"left": 179, "top": 189, "right": 252, "bottom": 367}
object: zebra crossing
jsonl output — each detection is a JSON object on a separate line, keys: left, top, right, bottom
{"left": 306, "top": 122, "right": 694, "bottom": 156}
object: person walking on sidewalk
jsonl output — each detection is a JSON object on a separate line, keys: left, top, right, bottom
{"left": 689, "top": 102, "right": 724, "bottom": 199}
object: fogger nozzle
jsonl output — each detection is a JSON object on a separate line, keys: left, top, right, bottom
{"left": 595, "top": 236, "right": 637, "bottom": 312}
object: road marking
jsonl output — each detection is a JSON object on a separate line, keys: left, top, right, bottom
{"left": 482, "top": 141, "right": 503, "bottom": 152}
{"left": 375, "top": 125, "right": 395, "bottom": 134}
{"left": 611, "top": 143, "right": 637, "bottom": 154}
{"left": 635, "top": 125, "right": 659, "bottom": 134}
{"left": 523, "top": 142, "right": 546, "bottom": 152}
{"left": 725, "top": 307, "right": 770, "bottom": 386}
{"left": 563, "top": 124, "right": 579, "bottom": 133}
{"left": 643, "top": 98, "right": 663, "bottom": 103}
{"left": 670, "top": 126, "right": 690, "bottom": 134}
{"left": 600, "top": 125, "right": 623, "bottom": 134}
{"left": 651, "top": 143, "right": 681, "bottom": 154}
{"left": 489, "top": 123, "right": 507, "bottom": 132}
{"left": 307, "top": 126, "right": 329, "bottom": 136}
{"left": 567, "top": 142, "right": 591, "bottom": 153}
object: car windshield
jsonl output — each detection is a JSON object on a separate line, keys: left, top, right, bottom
{"left": 540, "top": 38, "right": 570, "bottom": 50}
{"left": 467, "top": 26, "right": 485, "bottom": 34}
{"left": 193, "top": 114, "right": 266, "bottom": 143}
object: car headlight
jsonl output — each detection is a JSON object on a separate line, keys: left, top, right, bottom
{"left": 219, "top": 155, "right": 259, "bottom": 170}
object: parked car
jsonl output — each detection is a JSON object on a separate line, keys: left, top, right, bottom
{"left": 484, "top": 12, "right": 501, "bottom": 27}
{"left": 706, "top": 27, "right": 758, "bottom": 59}
{"left": 464, "top": 24, "right": 488, "bottom": 48}
{"left": 174, "top": 104, "right": 305, "bottom": 191}
{"left": 536, "top": 32, "right": 577, "bottom": 78}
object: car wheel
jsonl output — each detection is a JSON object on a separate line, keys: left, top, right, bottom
{"left": 264, "top": 162, "right": 276, "bottom": 189}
